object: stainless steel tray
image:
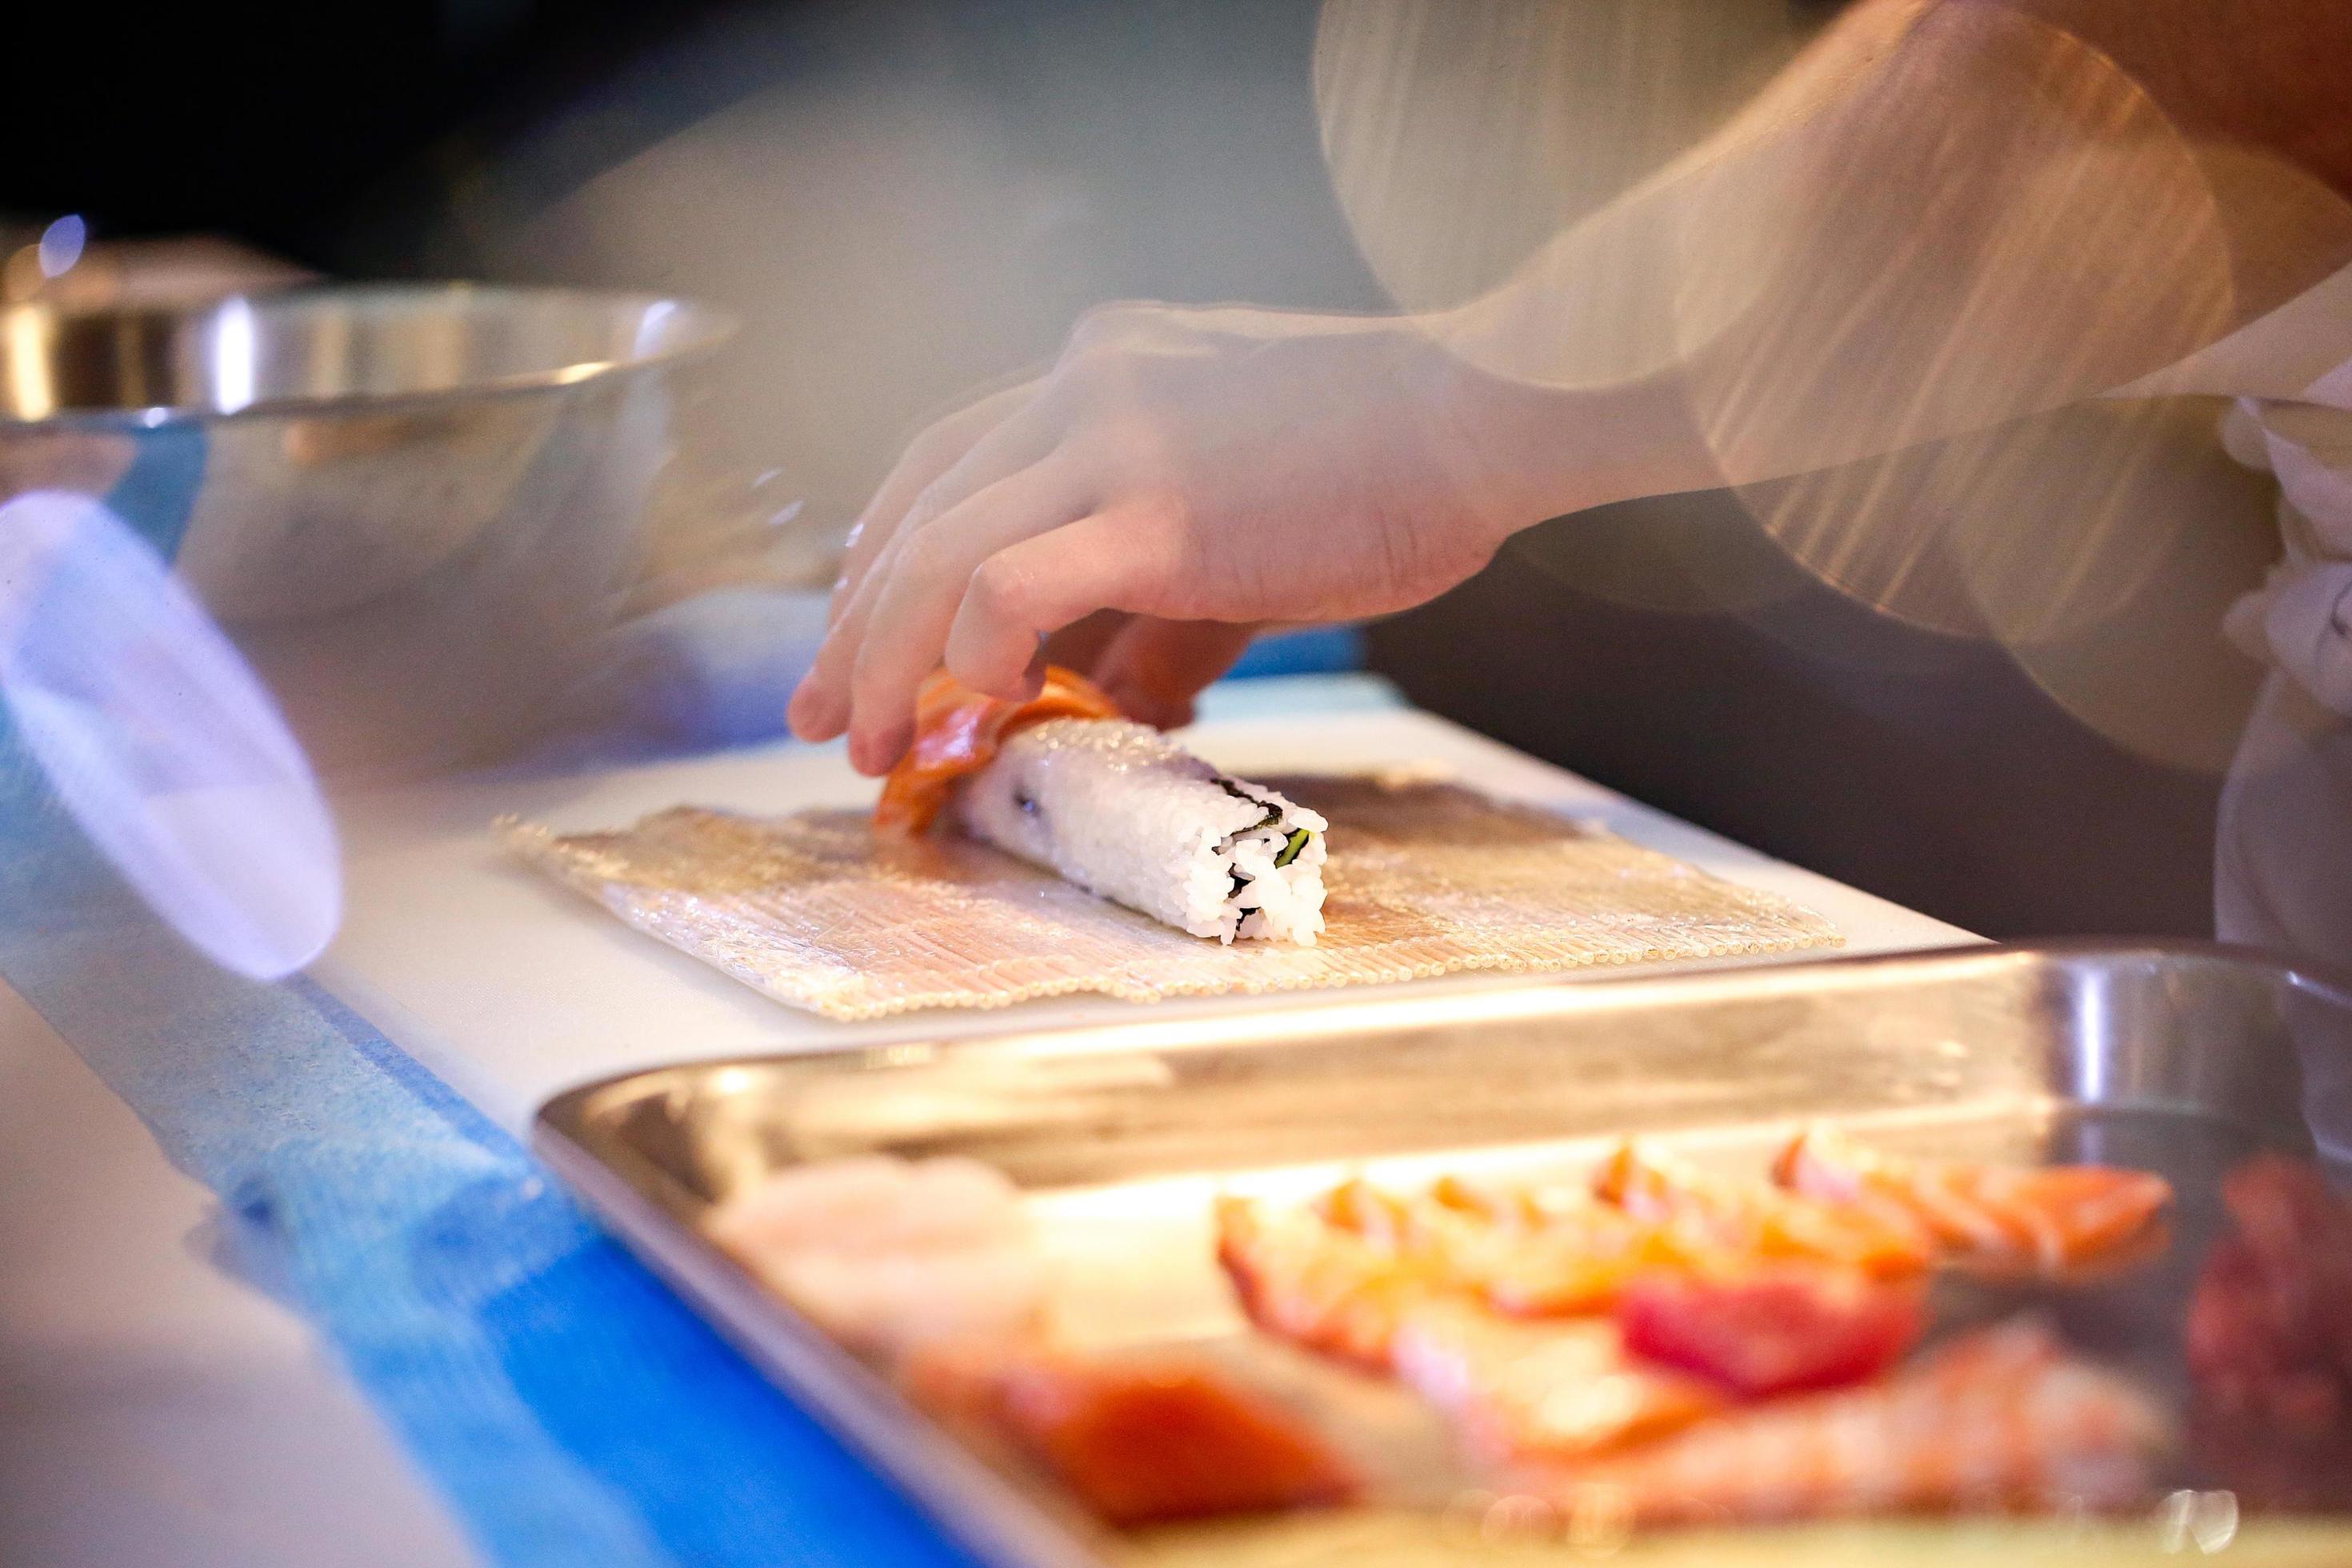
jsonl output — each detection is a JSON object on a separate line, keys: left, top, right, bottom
{"left": 534, "top": 942, "right": 2352, "bottom": 1566}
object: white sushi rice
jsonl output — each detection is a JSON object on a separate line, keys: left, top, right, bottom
{"left": 954, "top": 718, "right": 1328, "bottom": 944}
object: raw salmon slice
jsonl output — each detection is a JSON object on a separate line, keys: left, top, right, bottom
{"left": 1774, "top": 1127, "right": 2172, "bottom": 1270}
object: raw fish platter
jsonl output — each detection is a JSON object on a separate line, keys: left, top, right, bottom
{"left": 535, "top": 944, "right": 2352, "bottom": 1566}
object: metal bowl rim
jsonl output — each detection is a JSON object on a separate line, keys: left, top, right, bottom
{"left": 0, "top": 281, "right": 738, "bottom": 430}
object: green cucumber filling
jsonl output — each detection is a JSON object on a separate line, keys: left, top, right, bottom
{"left": 1218, "top": 778, "right": 1282, "bottom": 832}
{"left": 1217, "top": 780, "right": 1307, "bottom": 918}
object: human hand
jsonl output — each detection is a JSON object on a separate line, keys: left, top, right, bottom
{"left": 786, "top": 304, "right": 1534, "bottom": 773}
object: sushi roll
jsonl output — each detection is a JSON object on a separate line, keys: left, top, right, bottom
{"left": 876, "top": 668, "right": 1328, "bottom": 945}
{"left": 958, "top": 717, "right": 1329, "bottom": 944}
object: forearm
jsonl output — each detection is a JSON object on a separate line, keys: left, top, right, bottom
{"left": 1429, "top": 350, "right": 1725, "bottom": 532}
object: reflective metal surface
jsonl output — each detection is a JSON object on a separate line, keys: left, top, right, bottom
{"left": 0, "top": 285, "right": 730, "bottom": 425}
{"left": 0, "top": 286, "right": 734, "bottom": 774}
{"left": 535, "top": 942, "right": 2352, "bottom": 1566}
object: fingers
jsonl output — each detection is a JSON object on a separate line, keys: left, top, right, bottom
{"left": 793, "top": 397, "right": 1054, "bottom": 742}
{"left": 1091, "top": 618, "right": 1258, "bottom": 729}
{"left": 793, "top": 549, "right": 910, "bottom": 740}
{"left": 840, "top": 458, "right": 1097, "bottom": 772}
{"left": 830, "top": 382, "right": 1036, "bottom": 628}
{"left": 942, "top": 506, "right": 1193, "bottom": 702}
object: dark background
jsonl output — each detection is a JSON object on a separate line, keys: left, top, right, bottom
{"left": 7, "top": 1, "right": 719, "bottom": 265}
{"left": 6, "top": 0, "right": 2251, "bottom": 941}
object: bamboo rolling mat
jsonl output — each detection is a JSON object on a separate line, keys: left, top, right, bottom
{"left": 501, "top": 774, "right": 1842, "bottom": 1022}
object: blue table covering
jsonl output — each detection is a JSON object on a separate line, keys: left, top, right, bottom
{"left": 3, "top": 875, "right": 980, "bottom": 1567}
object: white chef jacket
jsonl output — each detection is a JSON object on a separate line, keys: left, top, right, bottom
{"left": 2111, "top": 265, "right": 2352, "bottom": 970}
{"left": 2134, "top": 265, "right": 2352, "bottom": 1165}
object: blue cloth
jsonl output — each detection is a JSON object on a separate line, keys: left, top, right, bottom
{"left": 3, "top": 854, "right": 978, "bottom": 1567}
{"left": 1226, "top": 623, "right": 1366, "bottom": 681}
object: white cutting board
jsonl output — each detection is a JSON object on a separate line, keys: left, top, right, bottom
{"left": 319, "top": 679, "right": 1974, "bottom": 1135}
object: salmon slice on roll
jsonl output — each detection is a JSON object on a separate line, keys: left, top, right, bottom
{"left": 876, "top": 667, "right": 1327, "bottom": 945}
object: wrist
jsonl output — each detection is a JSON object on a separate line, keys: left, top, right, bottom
{"left": 1413, "top": 321, "right": 1723, "bottom": 538}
